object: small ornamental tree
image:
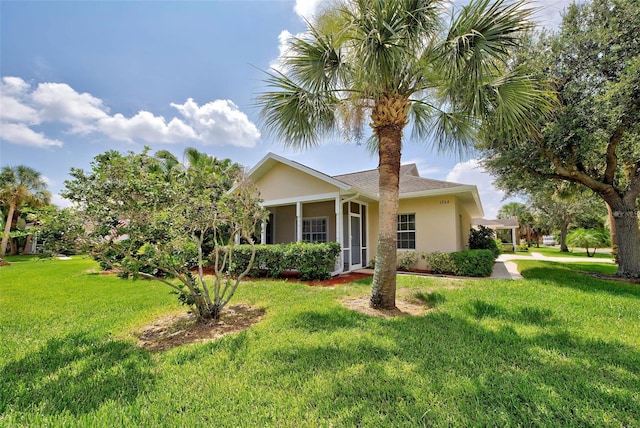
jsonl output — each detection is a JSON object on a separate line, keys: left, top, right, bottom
{"left": 62, "top": 148, "right": 267, "bottom": 321}
{"left": 567, "top": 228, "right": 611, "bottom": 258}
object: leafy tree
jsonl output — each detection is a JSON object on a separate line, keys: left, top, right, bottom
{"left": 62, "top": 148, "right": 267, "bottom": 320}
{"left": 0, "top": 165, "right": 51, "bottom": 258}
{"left": 567, "top": 228, "right": 611, "bottom": 257}
{"left": 257, "top": 0, "right": 543, "bottom": 309}
{"left": 480, "top": 0, "right": 640, "bottom": 277}
{"left": 35, "top": 206, "right": 86, "bottom": 256}
{"left": 527, "top": 183, "right": 606, "bottom": 252}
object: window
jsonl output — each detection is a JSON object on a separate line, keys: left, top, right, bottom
{"left": 397, "top": 214, "right": 416, "bottom": 249}
{"left": 302, "top": 217, "right": 328, "bottom": 243}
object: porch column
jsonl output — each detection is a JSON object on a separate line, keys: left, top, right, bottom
{"left": 261, "top": 219, "right": 267, "bottom": 245}
{"left": 511, "top": 227, "right": 517, "bottom": 250}
{"left": 335, "top": 196, "right": 343, "bottom": 271}
{"left": 296, "top": 202, "right": 302, "bottom": 242}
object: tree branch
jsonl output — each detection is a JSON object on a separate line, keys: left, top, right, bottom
{"left": 137, "top": 272, "right": 184, "bottom": 293}
{"left": 603, "top": 116, "right": 629, "bottom": 185}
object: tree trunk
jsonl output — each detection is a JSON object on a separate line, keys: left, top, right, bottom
{"left": 559, "top": 221, "right": 569, "bottom": 252}
{"left": 606, "top": 203, "right": 618, "bottom": 262}
{"left": 611, "top": 205, "right": 640, "bottom": 278}
{"left": 23, "top": 234, "right": 32, "bottom": 255}
{"left": 1, "top": 203, "right": 16, "bottom": 257}
{"left": 370, "top": 126, "right": 402, "bottom": 310}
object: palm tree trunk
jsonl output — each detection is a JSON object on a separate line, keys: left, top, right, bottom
{"left": 370, "top": 126, "right": 402, "bottom": 310}
{"left": 1, "top": 203, "right": 16, "bottom": 257}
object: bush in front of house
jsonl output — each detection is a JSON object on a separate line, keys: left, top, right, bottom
{"left": 422, "top": 251, "right": 456, "bottom": 275}
{"left": 468, "top": 226, "right": 501, "bottom": 258}
{"left": 450, "top": 250, "right": 496, "bottom": 277}
{"left": 227, "top": 242, "right": 341, "bottom": 281}
{"left": 423, "top": 249, "right": 495, "bottom": 277}
{"left": 397, "top": 251, "right": 418, "bottom": 271}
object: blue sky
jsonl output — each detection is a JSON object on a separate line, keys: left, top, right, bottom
{"left": 1, "top": 0, "right": 576, "bottom": 217}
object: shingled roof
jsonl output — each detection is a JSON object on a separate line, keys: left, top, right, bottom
{"left": 333, "top": 164, "right": 466, "bottom": 197}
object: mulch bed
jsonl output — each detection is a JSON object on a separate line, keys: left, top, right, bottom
{"left": 190, "top": 267, "right": 373, "bottom": 287}
{"left": 582, "top": 271, "right": 640, "bottom": 285}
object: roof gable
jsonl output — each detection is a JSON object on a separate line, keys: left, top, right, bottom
{"left": 248, "top": 152, "right": 351, "bottom": 191}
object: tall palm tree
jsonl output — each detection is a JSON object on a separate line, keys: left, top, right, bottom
{"left": 257, "top": 0, "right": 546, "bottom": 309}
{"left": 0, "top": 165, "right": 51, "bottom": 257}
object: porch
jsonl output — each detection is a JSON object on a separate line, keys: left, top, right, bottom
{"left": 260, "top": 196, "right": 369, "bottom": 274}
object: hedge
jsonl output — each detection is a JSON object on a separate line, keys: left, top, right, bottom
{"left": 423, "top": 249, "right": 496, "bottom": 277}
{"left": 225, "top": 242, "right": 341, "bottom": 281}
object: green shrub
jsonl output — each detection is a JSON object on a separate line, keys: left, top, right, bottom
{"left": 423, "top": 251, "right": 456, "bottom": 275}
{"left": 516, "top": 243, "right": 529, "bottom": 252}
{"left": 227, "top": 242, "right": 340, "bottom": 280}
{"left": 397, "top": 251, "right": 418, "bottom": 271}
{"left": 449, "top": 250, "right": 495, "bottom": 277}
{"left": 468, "top": 226, "right": 501, "bottom": 258}
{"left": 500, "top": 243, "right": 515, "bottom": 253}
{"left": 423, "top": 249, "right": 495, "bottom": 277}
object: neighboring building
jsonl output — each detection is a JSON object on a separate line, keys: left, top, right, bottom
{"left": 247, "top": 153, "right": 484, "bottom": 273}
{"left": 472, "top": 218, "right": 520, "bottom": 251}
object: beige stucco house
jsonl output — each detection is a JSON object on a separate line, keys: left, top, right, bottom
{"left": 248, "top": 153, "right": 484, "bottom": 273}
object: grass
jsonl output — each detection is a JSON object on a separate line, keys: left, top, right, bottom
{"left": 1, "top": 255, "right": 638, "bottom": 426}
{"left": 528, "top": 245, "right": 614, "bottom": 259}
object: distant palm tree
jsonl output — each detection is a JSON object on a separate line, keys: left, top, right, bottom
{"left": 257, "top": 0, "right": 546, "bottom": 309}
{"left": 0, "top": 165, "right": 51, "bottom": 257}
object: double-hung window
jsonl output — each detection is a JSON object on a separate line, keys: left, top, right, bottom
{"left": 397, "top": 214, "right": 416, "bottom": 249}
{"left": 302, "top": 217, "right": 328, "bottom": 243}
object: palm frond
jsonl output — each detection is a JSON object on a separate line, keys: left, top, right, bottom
{"left": 284, "top": 24, "right": 351, "bottom": 93}
{"left": 257, "top": 69, "right": 339, "bottom": 150}
{"left": 439, "top": 0, "right": 536, "bottom": 106}
{"left": 408, "top": 97, "right": 477, "bottom": 157}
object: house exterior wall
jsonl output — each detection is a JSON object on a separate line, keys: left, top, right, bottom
{"left": 367, "top": 196, "right": 460, "bottom": 270}
{"left": 271, "top": 205, "right": 296, "bottom": 243}
{"left": 456, "top": 196, "right": 473, "bottom": 251}
{"left": 303, "top": 201, "right": 336, "bottom": 242}
{"left": 268, "top": 201, "right": 336, "bottom": 244}
{"left": 256, "top": 163, "right": 339, "bottom": 201}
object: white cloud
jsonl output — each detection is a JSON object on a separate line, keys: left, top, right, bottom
{"left": 0, "top": 123, "right": 63, "bottom": 148}
{"left": 0, "top": 76, "right": 260, "bottom": 148}
{"left": 170, "top": 98, "right": 260, "bottom": 147}
{"left": 270, "top": 30, "right": 295, "bottom": 72}
{"left": 51, "top": 193, "right": 73, "bottom": 208}
{"left": 0, "top": 77, "right": 40, "bottom": 124}
{"left": 294, "top": 0, "right": 324, "bottom": 20}
{"left": 31, "top": 82, "right": 109, "bottom": 133}
{"left": 446, "top": 158, "right": 513, "bottom": 219}
{"left": 97, "top": 111, "right": 197, "bottom": 144}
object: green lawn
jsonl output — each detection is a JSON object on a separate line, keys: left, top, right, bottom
{"left": 528, "top": 245, "right": 614, "bottom": 259}
{"left": 1, "top": 256, "right": 638, "bottom": 427}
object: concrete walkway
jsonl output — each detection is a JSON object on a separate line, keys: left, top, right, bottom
{"left": 492, "top": 252, "right": 614, "bottom": 280}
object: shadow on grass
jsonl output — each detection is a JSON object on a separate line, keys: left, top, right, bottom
{"left": 260, "top": 307, "right": 640, "bottom": 426}
{"left": 519, "top": 262, "right": 640, "bottom": 299}
{"left": 470, "top": 300, "right": 558, "bottom": 326}
{"left": 0, "top": 332, "right": 154, "bottom": 415}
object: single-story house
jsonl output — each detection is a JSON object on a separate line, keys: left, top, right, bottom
{"left": 247, "top": 153, "right": 484, "bottom": 273}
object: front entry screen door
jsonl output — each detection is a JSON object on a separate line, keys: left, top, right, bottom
{"left": 351, "top": 215, "right": 361, "bottom": 267}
